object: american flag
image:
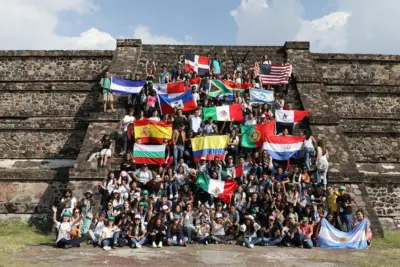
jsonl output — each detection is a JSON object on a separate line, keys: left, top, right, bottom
{"left": 258, "top": 63, "right": 292, "bottom": 85}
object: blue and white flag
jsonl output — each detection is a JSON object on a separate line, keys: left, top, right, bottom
{"left": 110, "top": 77, "right": 145, "bottom": 95}
{"left": 317, "top": 218, "right": 369, "bottom": 250}
{"left": 249, "top": 88, "right": 274, "bottom": 104}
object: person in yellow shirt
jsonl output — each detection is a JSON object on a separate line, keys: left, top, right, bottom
{"left": 327, "top": 186, "right": 339, "bottom": 218}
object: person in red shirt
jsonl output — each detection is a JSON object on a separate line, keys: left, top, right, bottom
{"left": 296, "top": 217, "right": 314, "bottom": 248}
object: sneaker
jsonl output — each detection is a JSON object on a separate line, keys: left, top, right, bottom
{"left": 169, "top": 194, "right": 173, "bottom": 199}
{"left": 205, "top": 241, "right": 208, "bottom": 245}
{"left": 158, "top": 241, "right": 163, "bottom": 248}
{"left": 242, "top": 242, "right": 246, "bottom": 247}
{"left": 103, "top": 246, "right": 111, "bottom": 251}
{"left": 136, "top": 243, "right": 142, "bottom": 248}
{"left": 63, "top": 244, "right": 72, "bottom": 249}
{"left": 152, "top": 242, "right": 157, "bottom": 248}
{"left": 174, "top": 193, "right": 179, "bottom": 199}
{"left": 249, "top": 244, "right": 254, "bottom": 249}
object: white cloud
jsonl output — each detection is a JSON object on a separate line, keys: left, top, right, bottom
{"left": 231, "top": 0, "right": 400, "bottom": 53}
{"left": 133, "top": 25, "right": 194, "bottom": 45}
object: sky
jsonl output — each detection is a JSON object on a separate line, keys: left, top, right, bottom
{"left": 0, "top": 0, "right": 398, "bottom": 54}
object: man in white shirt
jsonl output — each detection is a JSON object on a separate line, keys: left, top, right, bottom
{"left": 148, "top": 110, "right": 161, "bottom": 121}
{"left": 262, "top": 55, "right": 272, "bottom": 65}
{"left": 88, "top": 212, "right": 106, "bottom": 245}
{"left": 204, "top": 117, "right": 218, "bottom": 135}
{"left": 190, "top": 110, "right": 202, "bottom": 134}
{"left": 120, "top": 108, "right": 135, "bottom": 155}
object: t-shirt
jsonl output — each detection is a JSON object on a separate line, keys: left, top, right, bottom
{"left": 134, "top": 169, "right": 153, "bottom": 184}
{"left": 100, "top": 78, "right": 111, "bottom": 95}
{"left": 300, "top": 224, "right": 313, "bottom": 239}
{"left": 147, "top": 95, "right": 157, "bottom": 107}
{"left": 211, "top": 221, "right": 225, "bottom": 236}
{"left": 55, "top": 222, "right": 72, "bottom": 244}
{"left": 190, "top": 116, "right": 202, "bottom": 133}
{"left": 337, "top": 194, "right": 352, "bottom": 215}
{"left": 122, "top": 115, "right": 135, "bottom": 132}
{"left": 211, "top": 59, "right": 221, "bottom": 74}
{"left": 158, "top": 71, "right": 170, "bottom": 84}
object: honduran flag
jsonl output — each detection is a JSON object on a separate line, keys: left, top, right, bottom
{"left": 133, "top": 144, "right": 165, "bottom": 165}
{"left": 110, "top": 77, "right": 145, "bottom": 95}
{"left": 275, "top": 110, "right": 310, "bottom": 135}
{"left": 154, "top": 81, "right": 186, "bottom": 97}
{"left": 184, "top": 52, "right": 210, "bottom": 76}
{"left": 197, "top": 172, "right": 238, "bottom": 204}
{"left": 191, "top": 135, "right": 229, "bottom": 162}
{"left": 262, "top": 135, "right": 305, "bottom": 160}
{"left": 189, "top": 77, "right": 201, "bottom": 91}
{"left": 203, "top": 104, "right": 244, "bottom": 121}
{"left": 157, "top": 90, "right": 197, "bottom": 115}
{"left": 317, "top": 218, "right": 369, "bottom": 250}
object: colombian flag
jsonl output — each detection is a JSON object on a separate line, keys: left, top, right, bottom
{"left": 191, "top": 135, "right": 229, "bottom": 162}
{"left": 134, "top": 120, "right": 172, "bottom": 144}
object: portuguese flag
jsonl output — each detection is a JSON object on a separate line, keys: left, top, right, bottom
{"left": 203, "top": 104, "right": 243, "bottom": 121}
{"left": 241, "top": 120, "right": 275, "bottom": 148}
{"left": 134, "top": 120, "right": 172, "bottom": 144}
{"left": 197, "top": 172, "right": 238, "bottom": 203}
{"left": 133, "top": 144, "right": 165, "bottom": 165}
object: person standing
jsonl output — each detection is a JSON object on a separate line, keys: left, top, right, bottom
{"left": 120, "top": 108, "right": 135, "bottom": 155}
{"left": 100, "top": 72, "right": 114, "bottom": 113}
{"left": 172, "top": 124, "right": 186, "bottom": 167}
{"left": 337, "top": 185, "right": 354, "bottom": 232}
{"left": 316, "top": 140, "right": 329, "bottom": 189}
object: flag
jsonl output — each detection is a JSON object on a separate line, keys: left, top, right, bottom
{"left": 154, "top": 81, "right": 186, "bottom": 96}
{"left": 262, "top": 135, "right": 305, "bottom": 160}
{"left": 134, "top": 120, "right": 172, "bottom": 144}
{"left": 184, "top": 52, "right": 210, "bottom": 76}
{"left": 259, "top": 63, "right": 292, "bottom": 85}
{"left": 275, "top": 110, "right": 310, "bottom": 134}
{"left": 133, "top": 144, "right": 165, "bottom": 165}
{"left": 209, "top": 80, "right": 245, "bottom": 98}
{"left": 317, "top": 219, "right": 369, "bottom": 250}
{"left": 221, "top": 80, "right": 251, "bottom": 90}
{"left": 157, "top": 90, "right": 197, "bottom": 115}
{"left": 221, "top": 165, "right": 244, "bottom": 180}
{"left": 110, "top": 77, "right": 145, "bottom": 95}
{"left": 249, "top": 88, "right": 274, "bottom": 104}
{"left": 189, "top": 77, "right": 201, "bottom": 90}
{"left": 241, "top": 120, "right": 276, "bottom": 148}
{"left": 203, "top": 104, "right": 244, "bottom": 121}
{"left": 197, "top": 172, "right": 238, "bottom": 204}
{"left": 191, "top": 135, "right": 229, "bottom": 162}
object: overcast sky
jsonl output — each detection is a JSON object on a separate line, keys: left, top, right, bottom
{"left": 0, "top": 0, "right": 398, "bottom": 54}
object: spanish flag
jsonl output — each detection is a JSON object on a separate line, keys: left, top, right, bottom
{"left": 134, "top": 120, "right": 172, "bottom": 144}
{"left": 191, "top": 135, "right": 229, "bottom": 162}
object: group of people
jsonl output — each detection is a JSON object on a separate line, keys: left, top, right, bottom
{"left": 53, "top": 53, "right": 371, "bottom": 250}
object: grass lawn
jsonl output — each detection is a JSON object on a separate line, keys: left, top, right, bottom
{"left": 0, "top": 221, "right": 399, "bottom": 267}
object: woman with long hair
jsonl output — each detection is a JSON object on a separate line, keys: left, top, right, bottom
{"left": 316, "top": 140, "right": 329, "bottom": 189}
{"left": 99, "top": 217, "right": 120, "bottom": 251}
{"left": 352, "top": 208, "right": 373, "bottom": 246}
{"left": 239, "top": 215, "right": 262, "bottom": 248}
{"left": 52, "top": 206, "right": 85, "bottom": 249}
{"left": 148, "top": 217, "right": 167, "bottom": 248}
{"left": 167, "top": 215, "right": 187, "bottom": 246}
{"left": 128, "top": 214, "right": 147, "bottom": 248}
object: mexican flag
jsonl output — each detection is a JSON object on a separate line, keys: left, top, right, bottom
{"left": 133, "top": 144, "right": 165, "bottom": 165}
{"left": 197, "top": 172, "right": 238, "bottom": 203}
{"left": 221, "top": 165, "right": 244, "bottom": 180}
{"left": 209, "top": 80, "right": 245, "bottom": 98}
{"left": 241, "top": 120, "right": 275, "bottom": 148}
{"left": 203, "top": 104, "right": 244, "bottom": 121}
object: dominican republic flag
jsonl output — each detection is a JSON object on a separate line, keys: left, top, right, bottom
{"left": 157, "top": 90, "right": 197, "bottom": 115}
{"left": 262, "top": 136, "right": 305, "bottom": 160}
{"left": 203, "top": 104, "right": 244, "bottom": 121}
{"left": 184, "top": 52, "right": 210, "bottom": 76}
{"left": 197, "top": 172, "right": 238, "bottom": 204}
{"left": 154, "top": 81, "right": 186, "bottom": 97}
{"left": 317, "top": 219, "right": 369, "bottom": 250}
{"left": 275, "top": 110, "right": 310, "bottom": 135}
{"left": 189, "top": 77, "right": 201, "bottom": 90}
{"left": 133, "top": 144, "right": 165, "bottom": 165}
{"left": 249, "top": 88, "right": 274, "bottom": 104}
{"left": 110, "top": 77, "right": 145, "bottom": 95}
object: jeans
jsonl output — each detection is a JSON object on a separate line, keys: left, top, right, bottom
{"left": 165, "top": 181, "right": 179, "bottom": 197}
{"left": 129, "top": 237, "right": 147, "bottom": 247}
{"left": 195, "top": 235, "right": 211, "bottom": 244}
{"left": 102, "top": 232, "right": 119, "bottom": 247}
{"left": 88, "top": 230, "right": 100, "bottom": 242}
{"left": 303, "top": 147, "right": 314, "bottom": 170}
{"left": 184, "top": 226, "right": 195, "bottom": 241}
{"left": 317, "top": 168, "right": 328, "bottom": 187}
{"left": 243, "top": 237, "right": 262, "bottom": 247}
{"left": 56, "top": 237, "right": 85, "bottom": 248}
{"left": 174, "top": 145, "right": 185, "bottom": 166}
{"left": 261, "top": 236, "right": 282, "bottom": 246}
{"left": 340, "top": 214, "right": 353, "bottom": 232}
{"left": 169, "top": 236, "right": 188, "bottom": 245}
{"left": 295, "top": 233, "right": 313, "bottom": 249}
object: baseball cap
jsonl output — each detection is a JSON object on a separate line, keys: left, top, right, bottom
{"left": 216, "top": 214, "right": 223, "bottom": 219}
{"left": 201, "top": 156, "right": 206, "bottom": 160}
{"left": 261, "top": 114, "right": 266, "bottom": 118}
{"left": 113, "top": 189, "right": 120, "bottom": 194}
{"left": 108, "top": 217, "right": 115, "bottom": 221}
{"left": 339, "top": 185, "right": 346, "bottom": 190}
{"left": 302, "top": 217, "right": 309, "bottom": 222}
{"left": 142, "top": 190, "right": 149, "bottom": 195}
{"left": 134, "top": 214, "right": 141, "bottom": 219}
{"left": 138, "top": 201, "right": 147, "bottom": 207}
{"left": 142, "top": 164, "right": 148, "bottom": 167}
{"left": 85, "top": 190, "right": 93, "bottom": 196}
{"left": 288, "top": 213, "right": 296, "bottom": 219}
{"left": 62, "top": 211, "right": 72, "bottom": 217}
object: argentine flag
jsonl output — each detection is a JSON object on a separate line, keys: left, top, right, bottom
{"left": 110, "top": 77, "right": 145, "bottom": 95}
{"left": 317, "top": 219, "right": 369, "bottom": 250}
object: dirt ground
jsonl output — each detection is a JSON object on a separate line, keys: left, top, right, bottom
{"left": 10, "top": 244, "right": 373, "bottom": 267}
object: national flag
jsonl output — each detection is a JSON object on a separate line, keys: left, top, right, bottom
{"left": 203, "top": 104, "right": 244, "bottom": 121}
{"left": 249, "top": 88, "right": 274, "bottom": 104}
{"left": 197, "top": 172, "right": 238, "bottom": 204}
{"left": 221, "top": 165, "right": 244, "bottom": 180}
{"left": 262, "top": 136, "right": 305, "bottom": 160}
{"left": 209, "top": 80, "right": 245, "bottom": 98}
{"left": 110, "top": 77, "right": 145, "bottom": 95}
{"left": 189, "top": 77, "right": 201, "bottom": 90}
{"left": 133, "top": 144, "right": 165, "bottom": 165}
{"left": 259, "top": 63, "right": 292, "bottom": 85}
{"left": 221, "top": 80, "right": 251, "bottom": 90}
{"left": 191, "top": 135, "right": 229, "bottom": 162}
{"left": 317, "top": 218, "right": 369, "bottom": 250}
{"left": 157, "top": 90, "right": 197, "bottom": 115}
{"left": 134, "top": 120, "right": 172, "bottom": 144}
{"left": 275, "top": 110, "right": 310, "bottom": 134}
{"left": 154, "top": 81, "right": 186, "bottom": 96}
{"left": 184, "top": 52, "right": 210, "bottom": 76}
{"left": 241, "top": 120, "right": 275, "bottom": 148}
